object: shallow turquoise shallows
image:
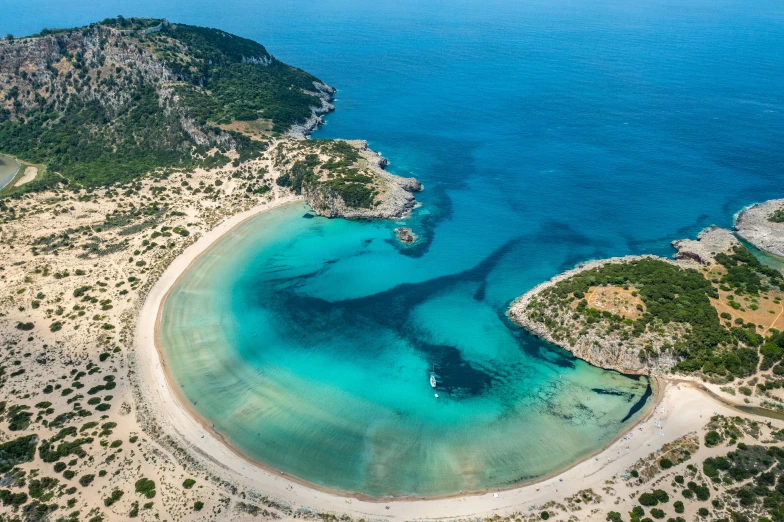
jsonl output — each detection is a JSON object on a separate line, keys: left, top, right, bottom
{"left": 160, "top": 202, "right": 650, "bottom": 496}
{"left": 5, "top": 0, "right": 784, "bottom": 498}
{"left": 0, "top": 155, "right": 20, "bottom": 191}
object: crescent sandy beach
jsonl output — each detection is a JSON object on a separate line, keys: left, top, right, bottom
{"left": 2, "top": 7, "right": 784, "bottom": 522}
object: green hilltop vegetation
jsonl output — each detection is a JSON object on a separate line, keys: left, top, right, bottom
{"left": 769, "top": 209, "right": 784, "bottom": 224}
{"left": 0, "top": 17, "right": 330, "bottom": 192}
{"left": 274, "top": 140, "right": 379, "bottom": 209}
{"left": 528, "top": 245, "right": 784, "bottom": 380}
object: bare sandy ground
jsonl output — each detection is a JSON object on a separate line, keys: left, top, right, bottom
{"left": 134, "top": 205, "right": 769, "bottom": 519}
{"left": 14, "top": 165, "right": 38, "bottom": 186}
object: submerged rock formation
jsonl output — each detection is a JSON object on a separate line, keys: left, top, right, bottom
{"left": 394, "top": 227, "right": 418, "bottom": 244}
{"left": 735, "top": 199, "right": 784, "bottom": 258}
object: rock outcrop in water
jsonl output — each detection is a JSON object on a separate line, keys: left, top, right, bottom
{"left": 735, "top": 199, "right": 784, "bottom": 258}
{"left": 394, "top": 227, "right": 418, "bottom": 244}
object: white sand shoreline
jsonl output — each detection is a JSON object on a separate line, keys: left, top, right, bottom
{"left": 134, "top": 198, "right": 772, "bottom": 519}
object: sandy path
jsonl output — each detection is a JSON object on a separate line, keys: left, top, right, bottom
{"left": 135, "top": 203, "right": 776, "bottom": 519}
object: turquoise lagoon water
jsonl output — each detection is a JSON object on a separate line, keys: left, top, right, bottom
{"left": 5, "top": 0, "right": 784, "bottom": 497}
{"left": 160, "top": 202, "right": 651, "bottom": 496}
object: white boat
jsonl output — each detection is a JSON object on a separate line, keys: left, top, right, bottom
{"left": 430, "top": 366, "right": 437, "bottom": 389}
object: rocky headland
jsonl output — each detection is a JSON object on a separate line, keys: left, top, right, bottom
{"left": 508, "top": 227, "right": 756, "bottom": 376}
{"left": 671, "top": 226, "right": 741, "bottom": 265}
{"left": 735, "top": 198, "right": 784, "bottom": 258}
{"left": 289, "top": 139, "right": 422, "bottom": 220}
{"left": 508, "top": 255, "right": 683, "bottom": 375}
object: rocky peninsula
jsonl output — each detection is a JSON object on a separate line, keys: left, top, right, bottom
{"left": 276, "top": 139, "right": 422, "bottom": 220}
{"left": 508, "top": 226, "right": 779, "bottom": 377}
{"left": 735, "top": 198, "right": 784, "bottom": 258}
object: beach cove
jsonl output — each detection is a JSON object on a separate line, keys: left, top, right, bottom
{"left": 2, "top": 0, "right": 783, "bottom": 518}
{"left": 153, "top": 200, "right": 653, "bottom": 498}
{"left": 135, "top": 191, "right": 772, "bottom": 518}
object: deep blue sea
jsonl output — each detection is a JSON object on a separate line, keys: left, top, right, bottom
{"left": 5, "top": 0, "right": 784, "bottom": 497}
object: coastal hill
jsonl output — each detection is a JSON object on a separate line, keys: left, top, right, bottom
{"left": 0, "top": 17, "right": 420, "bottom": 218}
{"left": 509, "top": 226, "right": 784, "bottom": 387}
{"left": 0, "top": 19, "right": 425, "bottom": 522}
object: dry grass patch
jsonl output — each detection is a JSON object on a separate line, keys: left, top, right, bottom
{"left": 711, "top": 289, "right": 784, "bottom": 332}
{"left": 218, "top": 119, "right": 273, "bottom": 140}
{"left": 583, "top": 285, "right": 645, "bottom": 320}
{"left": 706, "top": 265, "right": 784, "bottom": 332}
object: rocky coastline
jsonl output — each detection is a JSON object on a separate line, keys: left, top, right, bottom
{"left": 302, "top": 140, "right": 423, "bottom": 220}
{"left": 289, "top": 81, "right": 338, "bottom": 138}
{"left": 735, "top": 198, "right": 784, "bottom": 258}
{"left": 507, "top": 227, "right": 739, "bottom": 376}
{"left": 508, "top": 255, "right": 679, "bottom": 375}
{"left": 283, "top": 81, "right": 423, "bottom": 221}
